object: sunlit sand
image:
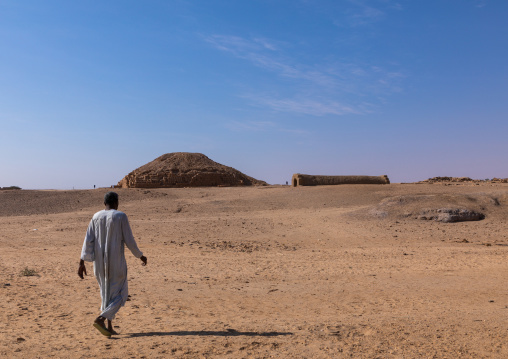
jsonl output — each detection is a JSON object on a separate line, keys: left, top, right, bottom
{"left": 1, "top": 183, "right": 508, "bottom": 357}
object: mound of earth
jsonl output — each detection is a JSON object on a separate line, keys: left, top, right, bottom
{"left": 117, "top": 152, "right": 267, "bottom": 188}
{"left": 366, "top": 192, "right": 507, "bottom": 222}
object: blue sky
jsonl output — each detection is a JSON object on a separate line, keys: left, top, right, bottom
{"left": 1, "top": 0, "right": 507, "bottom": 188}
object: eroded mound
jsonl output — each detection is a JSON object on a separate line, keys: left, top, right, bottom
{"left": 366, "top": 192, "right": 508, "bottom": 222}
{"left": 117, "top": 152, "right": 267, "bottom": 188}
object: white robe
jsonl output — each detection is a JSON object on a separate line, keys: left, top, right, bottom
{"left": 81, "top": 209, "right": 143, "bottom": 320}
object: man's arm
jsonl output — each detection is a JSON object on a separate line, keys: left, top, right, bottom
{"left": 78, "top": 218, "right": 95, "bottom": 279}
{"left": 121, "top": 213, "right": 146, "bottom": 265}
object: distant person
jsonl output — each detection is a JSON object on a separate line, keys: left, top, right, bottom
{"left": 78, "top": 191, "right": 147, "bottom": 336}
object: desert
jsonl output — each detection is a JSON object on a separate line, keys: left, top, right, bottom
{"left": 3, "top": 1, "right": 507, "bottom": 358}
{"left": 1, "top": 182, "right": 508, "bottom": 358}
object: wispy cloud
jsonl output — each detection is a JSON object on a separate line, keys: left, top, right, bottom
{"left": 205, "top": 35, "right": 259, "bottom": 53}
{"left": 204, "top": 34, "right": 334, "bottom": 87}
{"left": 475, "top": 0, "right": 487, "bottom": 8}
{"left": 204, "top": 32, "right": 405, "bottom": 117}
{"left": 225, "top": 119, "right": 311, "bottom": 136}
{"left": 351, "top": 4, "right": 384, "bottom": 25}
{"left": 333, "top": 0, "right": 402, "bottom": 27}
{"left": 253, "top": 37, "right": 278, "bottom": 51}
{"left": 225, "top": 120, "right": 276, "bottom": 132}
{"left": 244, "top": 96, "right": 365, "bottom": 116}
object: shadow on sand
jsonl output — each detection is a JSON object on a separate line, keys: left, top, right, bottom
{"left": 124, "top": 329, "right": 293, "bottom": 338}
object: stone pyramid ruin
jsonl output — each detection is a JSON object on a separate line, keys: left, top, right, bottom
{"left": 117, "top": 152, "right": 267, "bottom": 188}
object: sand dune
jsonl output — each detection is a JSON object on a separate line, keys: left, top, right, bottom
{"left": 1, "top": 183, "right": 508, "bottom": 358}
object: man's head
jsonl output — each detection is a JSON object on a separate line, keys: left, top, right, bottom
{"left": 104, "top": 192, "right": 119, "bottom": 210}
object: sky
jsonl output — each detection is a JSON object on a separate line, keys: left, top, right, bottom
{"left": 0, "top": 0, "right": 507, "bottom": 189}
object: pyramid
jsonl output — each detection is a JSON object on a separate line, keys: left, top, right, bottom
{"left": 117, "top": 152, "right": 267, "bottom": 188}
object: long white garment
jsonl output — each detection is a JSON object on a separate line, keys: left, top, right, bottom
{"left": 81, "top": 209, "right": 143, "bottom": 320}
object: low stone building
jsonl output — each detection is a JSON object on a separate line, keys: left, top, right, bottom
{"left": 291, "top": 174, "right": 390, "bottom": 187}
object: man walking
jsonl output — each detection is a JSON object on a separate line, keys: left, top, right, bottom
{"left": 78, "top": 191, "right": 147, "bottom": 336}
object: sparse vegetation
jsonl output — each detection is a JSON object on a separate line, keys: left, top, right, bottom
{"left": 20, "top": 267, "right": 38, "bottom": 277}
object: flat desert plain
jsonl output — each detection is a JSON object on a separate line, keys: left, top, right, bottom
{"left": 1, "top": 183, "right": 508, "bottom": 358}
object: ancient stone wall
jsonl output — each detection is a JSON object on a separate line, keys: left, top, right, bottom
{"left": 118, "top": 171, "right": 253, "bottom": 188}
{"left": 292, "top": 174, "right": 390, "bottom": 187}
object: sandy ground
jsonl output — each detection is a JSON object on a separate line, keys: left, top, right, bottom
{"left": 1, "top": 183, "right": 508, "bottom": 358}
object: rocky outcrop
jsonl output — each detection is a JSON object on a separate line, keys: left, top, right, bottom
{"left": 117, "top": 153, "right": 267, "bottom": 188}
{"left": 292, "top": 174, "right": 389, "bottom": 187}
{"left": 418, "top": 177, "right": 508, "bottom": 184}
{"left": 417, "top": 208, "right": 485, "bottom": 223}
{"left": 490, "top": 178, "right": 508, "bottom": 183}
{"left": 418, "top": 177, "right": 474, "bottom": 183}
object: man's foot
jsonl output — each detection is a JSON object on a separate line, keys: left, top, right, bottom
{"left": 107, "top": 319, "right": 118, "bottom": 335}
{"left": 93, "top": 317, "right": 112, "bottom": 337}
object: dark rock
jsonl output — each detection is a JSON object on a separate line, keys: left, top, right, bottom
{"left": 436, "top": 208, "right": 485, "bottom": 223}
{"left": 417, "top": 208, "right": 485, "bottom": 223}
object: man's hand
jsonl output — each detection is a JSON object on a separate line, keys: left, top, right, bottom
{"left": 140, "top": 256, "right": 147, "bottom": 266}
{"left": 78, "top": 259, "right": 87, "bottom": 279}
